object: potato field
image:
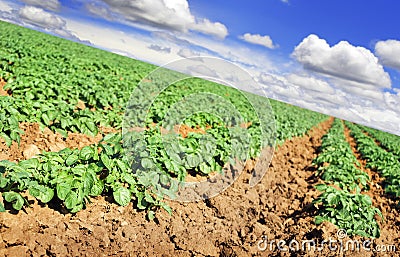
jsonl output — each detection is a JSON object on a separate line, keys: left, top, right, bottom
{"left": 0, "top": 21, "right": 399, "bottom": 256}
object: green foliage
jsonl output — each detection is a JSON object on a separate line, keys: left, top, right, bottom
{"left": 0, "top": 21, "right": 330, "bottom": 216}
{"left": 314, "top": 184, "right": 383, "bottom": 238}
{"left": 0, "top": 21, "right": 326, "bottom": 147}
{"left": 0, "top": 97, "right": 24, "bottom": 146}
{"left": 0, "top": 20, "right": 154, "bottom": 142}
{"left": 313, "top": 119, "right": 370, "bottom": 190}
{"left": 125, "top": 78, "right": 274, "bottom": 178}
{"left": 346, "top": 122, "right": 400, "bottom": 199}
{"left": 312, "top": 119, "right": 384, "bottom": 238}
{"left": 0, "top": 133, "right": 169, "bottom": 213}
{"left": 271, "top": 101, "right": 328, "bottom": 145}
{"left": 360, "top": 125, "right": 400, "bottom": 160}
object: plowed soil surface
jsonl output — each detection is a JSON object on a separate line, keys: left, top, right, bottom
{"left": 1, "top": 118, "right": 399, "bottom": 256}
{"left": 0, "top": 123, "right": 103, "bottom": 162}
{"left": 0, "top": 78, "right": 10, "bottom": 96}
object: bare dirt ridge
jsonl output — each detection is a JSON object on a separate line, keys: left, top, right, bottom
{"left": 0, "top": 118, "right": 399, "bottom": 256}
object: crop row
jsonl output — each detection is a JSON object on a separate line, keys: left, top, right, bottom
{"left": 345, "top": 122, "right": 400, "bottom": 199}
{"left": 0, "top": 21, "right": 330, "bottom": 215}
{"left": 272, "top": 101, "right": 328, "bottom": 145}
{"left": 313, "top": 119, "right": 369, "bottom": 190}
{"left": 0, "top": 20, "right": 152, "bottom": 144}
{"left": 312, "top": 119, "right": 381, "bottom": 238}
{"left": 0, "top": 133, "right": 172, "bottom": 219}
{"left": 0, "top": 21, "right": 326, "bottom": 147}
{"left": 359, "top": 125, "right": 400, "bottom": 159}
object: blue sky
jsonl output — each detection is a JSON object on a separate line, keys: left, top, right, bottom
{"left": 0, "top": 0, "right": 400, "bottom": 135}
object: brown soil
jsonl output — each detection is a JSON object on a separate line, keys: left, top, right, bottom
{"left": 0, "top": 123, "right": 103, "bottom": 162}
{"left": 0, "top": 78, "right": 11, "bottom": 96}
{"left": 343, "top": 124, "right": 385, "bottom": 196}
{"left": 0, "top": 118, "right": 399, "bottom": 256}
{"left": 76, "top": 99, "right": 86, "bottom": 110}
{"left": 175, "top": 124, "right": 209, "bottom": 138}
{"left": 173, "top": 122, "right": 251, "bottom": 138}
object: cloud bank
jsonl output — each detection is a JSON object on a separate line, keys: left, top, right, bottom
{"left": 239, "top": 33, "right": 278, "bottom": 49}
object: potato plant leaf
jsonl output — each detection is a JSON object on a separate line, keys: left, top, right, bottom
{"left": 113, "top": 186, "right": 131, "bottom": 206}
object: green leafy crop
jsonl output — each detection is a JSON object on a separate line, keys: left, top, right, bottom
{"left": 314, "top": 184, "right": 383, "bottom": 238}
{"left": 313, "top": 119, "right": 370, "bottom": 190}
{"left": 0, "top": 20, "right": 331, "bottom": 217}
{"left": 272, "top": 101, "right": 328, "bottom": 145}
{"left": 345, "top": 122, "right": 400, "bottom": 200}
{"left": 360, "top": 125, "right": 400, "bottom": 160}
{"left": 312, "top": 119, "right": 383, "bottom": 238}
{"left": 0, "top": 133, "right": 171, "bottom": 218}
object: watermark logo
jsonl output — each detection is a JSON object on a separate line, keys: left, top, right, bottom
{"left": 122, "top": 57, "right": 276, "bottom": 202}
{"left": 336, "top": 229, "right": 347, "bottom": 239}
{"left": 257, "top": 229, "right": 397, "bottom": 253}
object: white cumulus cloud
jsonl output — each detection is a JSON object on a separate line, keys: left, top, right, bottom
{"left": 148, "top": 44, "right": 171, "bottom": 53}
{"left": 329, "top": 78, "right": 385, "bottom": 101}
{"left": 186, "top": 64, "right": 218, "bottom": 78}
{"left": 191, "top": 18, "right": 228, "bottom": 39}
{"left": 286, "top": 74, "right": 334, "bottom": 94}
{"left": 0, "top": 1, "right": 13, "bottom": 12}
{"left": 88, "top": 0, "right": 228, "bottom": 39}
{"left": 383, "top": 91, "right": 400, "bottom": 112}
{"left": 20, "top": 0, "right": 60, "bottom": 11}
{"left": 85, "top": 2, "right": 114, "bottom": 20}
{"left": 239, "top": 33, "right": 278, "bottom": 49}
{"left": 19, "top": 6, "right": 65, "bottom": 29}
{"left": 177, "top": 48, "right": 200, "bottom": 58}
{"left": 375, "top": 39, "right": 400, "bottom": 71}
{"left": 256, "top": 70, "right": 400, "bottom": 135}
{"left": 292, "top": 34, "right": 391, "bottom": 89}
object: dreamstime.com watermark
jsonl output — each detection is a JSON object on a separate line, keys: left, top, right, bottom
{"left": 257, "top": 229, "right": 397, "bottom": 253}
